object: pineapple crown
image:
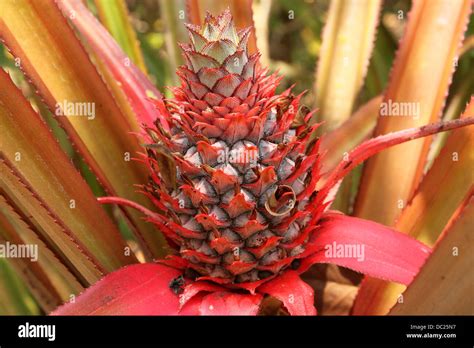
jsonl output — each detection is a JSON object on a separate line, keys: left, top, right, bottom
{"left": 168, "top": 8, "right": 269, "bottom": 118}
{"left": 182, "top": 9, "right": 255, "bottom": 82}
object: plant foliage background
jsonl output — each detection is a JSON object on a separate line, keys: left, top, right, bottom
{"left": 0, "top": 0, "right": 472, "bottom": 315}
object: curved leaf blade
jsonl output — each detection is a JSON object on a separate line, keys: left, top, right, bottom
{"left": 0, "top": 0, "right": 168, "bottom": 258}
{"left": 51, "top": 263, "right": 183, "bottom": 315}
{"left": 353, "top": 99, "right": 474, "bottom": 314}
{"left": 319, "top": 117, "right": 474, "bottom": 203}
{"left": 315, "top": 0, "right": 382, "bottom": 131}
{"left": 354, "top": 0, "right": 472, "bottom": 226}
{"left": 390, "top": 197, "right": 474, "bottom": 315}
{"left": 0, "top": 68, "right": 135, "bottom": 283}
{"left": 0, "top": 195, "right": 83, "bottom": 311}
{"left": 94, "top": 0, "right": 148, "bottom": 74}
{"left": 301, "top": 212, "right": 431, "bottom": 285}
{"left": 199, "top": 291, "right": 262, "bottom": 315}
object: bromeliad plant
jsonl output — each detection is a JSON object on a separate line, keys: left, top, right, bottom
{"left": 0, "top": 0, "right": 472, "bottom": 315}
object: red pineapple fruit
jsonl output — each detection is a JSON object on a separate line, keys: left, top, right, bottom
{"left": 143, "top": 9, "right": 323, "bottom": 285}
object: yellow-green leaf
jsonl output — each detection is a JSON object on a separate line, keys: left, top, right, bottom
{"left": 0, "top": 194, "right": 83, "bottom": 310}
{"left": 0, "top": 258, "right": 40, "bottom": 315}
{"left": 354, "top": 0, "right": 472, "bottom": 226}
{"left": 159, "top": 0, "right": 188, "bottom": 85}
{"left": 94, "top": 0, "right": 148, "bottom": 74}
{"left": 314, "top": 0, "right": 381, "bottom": 132}
{"left": 353, "top": 98, "right": 474, "bottom": 315}
{"left": 390, "top": 196, "right": 474, "bottom": 315}
{"left": 0, "top": 0, "right": 167, "bottom": 259}
{"left": 0, "top": 68, "right": 135, "bottom": 285}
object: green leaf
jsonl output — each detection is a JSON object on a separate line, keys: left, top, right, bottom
{"left": 0, "top": 258, "right": 40, "bottom": 315}
{"left": 94, "top": 0, "right": 148, "bottom": 74}
{"left": 159, "top": 0, "right": 187, "bottom": 85}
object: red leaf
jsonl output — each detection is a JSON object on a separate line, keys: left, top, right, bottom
{"left": 56, "top": 0, "right": 169, "bottom": 130}
{"left": 199, "top": 292, "right": 262, "bottom": 315}
{"left": 258, "top": 270, "right": 317, "bottom": 316}
{"left": 179, "top": 293, "right": 205, "bottom": 315}
{"left": 51, "top": 264, "right": 182, "bottom": 315}
{"left": 319, "top": 117, "right": 474, "bottom": 204}
{"left": 180, "top": 281, "right": 226, "bottom": 309}
{"left": 300, "top": 212, "right": 431, "bottom": 285}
